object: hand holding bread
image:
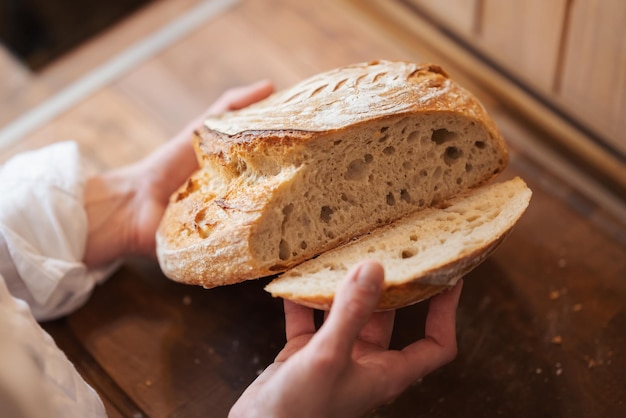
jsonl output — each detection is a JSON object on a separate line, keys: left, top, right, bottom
{"left": 83, "top": 80, "right": 274, "bottom": 268}
{"left": 229, "top": 260, "right": 463, "bottom": 418}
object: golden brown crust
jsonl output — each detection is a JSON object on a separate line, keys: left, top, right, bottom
{"left": 197, "top": 61, "right": 507, "bottom": 173}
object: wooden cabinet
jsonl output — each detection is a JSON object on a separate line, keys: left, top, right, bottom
{"left": 406, "top": 0, "right": 478, "bottom": 37}
{"left": 403, "top": 0, "right": 626, "bottom": 160}
{"left": 477, "top": 0, "right": 567, "bottom": 94}
{"left": 558, "top": 0, "right": 626, "bottom": 157}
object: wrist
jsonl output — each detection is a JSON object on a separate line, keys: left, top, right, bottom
{"left": 83, "top": 169, "right": 136, "bottom": 267}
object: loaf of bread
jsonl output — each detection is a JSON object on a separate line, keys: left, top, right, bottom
{"left": 156, "top": 61, "right": 511, "bottom": 292}
{"left": 266, "top": 177, "right": 531, "bottom": 310}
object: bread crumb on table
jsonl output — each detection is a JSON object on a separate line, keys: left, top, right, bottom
{"left": 551, "top": 335, "right": 563, "bottom": 345}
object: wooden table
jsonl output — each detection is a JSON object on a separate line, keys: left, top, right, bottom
{"left": 1, "top": 0, "right": 624, "bottom": 416}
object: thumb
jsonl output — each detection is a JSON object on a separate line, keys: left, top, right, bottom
{"left": 208, "top": 80, "right": 274, "bottom": 114}
{"left": 314, "top": 261, "right": 385, "bottom": 358}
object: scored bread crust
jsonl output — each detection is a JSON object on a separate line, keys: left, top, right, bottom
{"left": 265, "top": 177, "right": 532, "bottom": 311}
{"left": 156, "top": 61, "right": 509, "bottom": 288}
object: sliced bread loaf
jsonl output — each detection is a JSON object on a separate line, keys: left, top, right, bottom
{"left": 156, "top": 61, "right": 509, "bottom": 288}
{"left": 265, "top": 177, "right": 532, "bottom": 310}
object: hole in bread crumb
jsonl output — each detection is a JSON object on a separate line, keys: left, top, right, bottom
{"left": 444, "top": 146, "right": 463, "bottom": 165}
{"left": 334, "top": 140, "right": 342, "bottom": 146}
{"left": 456, "top": 177, "right": 463, "bottom": 185}
{"left": 279, "top": 239, "right": 290, "bottom": 261}
{"left": 401, "top": 250, "right": 415, "bottom": 259}
{"left": 466, "top": 214, "right": 481, "bottom": 223}
{"left": 400, "top": 189, "right": 411, "bottom": 203}
{"left": 475, "top": 140, "right": 486, "bottom": 149}
{"left": 176, "top": 179, "right": 199, "bottom": 202}
{"left": 300, "top": 241, "right": 308, "bottom": 250}
{"left": 346, "top": 154, "right": 374, "bottom": 181}
{"left": 367, "top": 246, "right": 376, "bottom": 253}
{"left": 282, "top": 203, "right": 294, "bottom": 218}
{"left": 269, "top": 264, "right": 288, "bottom": 272}
{"left": 420, "top": 169, "right": 428, "bottom": 177}
{"left": 194, "top": 208, "right": 207, "bottom": 224}
{"left": 345, "top": 159, "right": 368, "bottom": 181}
{"left": 386, "top": 192, "right": 396, "bottom": 206}
{"left": 409, "top": 234, "right": 418, "bottom": 241}
{"left": 378, "top": 134, "right": 389, "bottom": 143}
{"left": 320, "top": 206, "right": 334, "bottom": 223}
{"left": 465, "top": 163, "right": 473, "bottom": 173}
{"left": 402, "top": 161, "right": 412, "bottom": 169}
{"left": 383, "top": 146, "right": 395, "bottom": 155}
{"left": 407, "top": 131, "right": 420, "bottom": 143}
{"left": 380, "top": 126, "right": 389, "bottom": 133}
{"left": 431, "top": 128, "right": 458, "bottom": 145}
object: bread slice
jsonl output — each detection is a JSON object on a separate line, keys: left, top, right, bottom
{"left": 265, "top": 177, "right": 531, "bottom": 310}
{"left": 156, "top": 61, "right": 509, "bottom": 288}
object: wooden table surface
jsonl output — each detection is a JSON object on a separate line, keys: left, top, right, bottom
{"left": 1, "top": 0, "right": 624, "bottom": 417}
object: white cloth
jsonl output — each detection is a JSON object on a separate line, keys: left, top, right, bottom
{"left": 0, "top": 142, "right": 113, "bottom": 321}
{"left": 0, "top": 274, "right": 106, "bottom": 418}
{"left": 0, "top": 142, "right": 111, "bottom": 417}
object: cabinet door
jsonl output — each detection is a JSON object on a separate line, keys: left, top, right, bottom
{"left": 558, "top": 0, "right": 626, "bottom": 156}
{"left": 405, "top": 0, "right": 478, "bottom": 37}
{"left": 477, "top": 0, "right": 568, "bottom": 94}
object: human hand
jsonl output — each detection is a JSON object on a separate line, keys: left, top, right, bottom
{"left": 229, "top": 261, "right": 463, "bottom": 418}
{"left": 82, "top": 80, "right": 274, "bottom": 267}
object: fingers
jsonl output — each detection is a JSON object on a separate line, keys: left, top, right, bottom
{"left": 273, "top": 301, "right": 317, "bottom": 362}
{"left": 148, "top": 80, "right": 274, "bottom": 194}
{"left": 208, "top": 80, "right": 274, "bottom": 114}
{"left": 321, "top": 293, "right": 395, "bottom": 351}
{"left": 398, "top": 280, "right": 463, "bottom": 381}
{"left": 284, "top": 300, "right": 316, "bottom": 341}
{"left": 425, "top": 279, "right": 463, "bottom": 354}
{"left": 312, "top": 261, "right": 384, "bottom": 358}
{"left": 356, "top": 310, "right": 395, "bottom": 350}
